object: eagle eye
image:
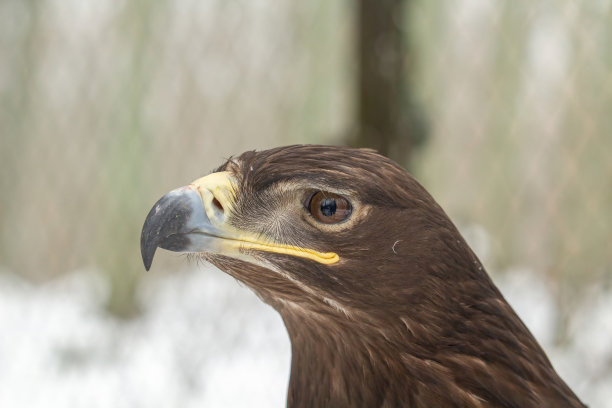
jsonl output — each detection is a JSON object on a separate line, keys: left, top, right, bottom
{"left": 307, "top": 191, "right": 352, "bottom": 224}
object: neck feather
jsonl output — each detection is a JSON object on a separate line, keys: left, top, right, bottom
{"left": 278, "top": 297, "right": 584, "bottom": 408}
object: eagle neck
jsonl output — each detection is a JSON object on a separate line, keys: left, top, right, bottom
{"left": 281, "top": 311, "right": 399, "bottom": 408}
{"left": 278, "top": 297, "right": 586, "bottom": 408}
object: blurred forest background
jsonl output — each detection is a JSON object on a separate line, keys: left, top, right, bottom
{"left": 0, "top": 0, "right": 611, "bottom": 406}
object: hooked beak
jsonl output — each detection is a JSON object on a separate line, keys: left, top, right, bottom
{"left": 140, "top": 172, "right": 339, "bottom": 271}
{"left": 140, "top": 172, "right": 236, "bottom": 271}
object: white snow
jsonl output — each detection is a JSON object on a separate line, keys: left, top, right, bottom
{"left": 0, "top": 267, "right": 290, "bottom": 408}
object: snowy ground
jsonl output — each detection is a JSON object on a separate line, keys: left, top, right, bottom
{"left": 0, "top": 264, "right": 610, "bottom": 407}
{"left": 0, "top": 267, "right": 290, "bottom": 408}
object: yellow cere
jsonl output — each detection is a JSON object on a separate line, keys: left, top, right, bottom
{"left": 190, "top": 171, "right": 237, "bottom": 215}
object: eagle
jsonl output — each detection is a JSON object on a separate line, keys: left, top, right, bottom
{"left": 141, "top": 145, "right": 585, "bottom": 407}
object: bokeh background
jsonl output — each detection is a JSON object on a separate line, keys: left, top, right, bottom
{"left": 1, "top": 0, "right": 611, "bottom": 406}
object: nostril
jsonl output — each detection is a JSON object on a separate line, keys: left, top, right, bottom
{"left": 212, "top": 197, "right": 224, "bottom": 213}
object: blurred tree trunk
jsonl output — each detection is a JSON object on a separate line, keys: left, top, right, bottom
{"left": 353, "top": 0, "right": 425, "bottom": 167}
{"left": 99, "top": 0, "right": 158, "bottom": 318}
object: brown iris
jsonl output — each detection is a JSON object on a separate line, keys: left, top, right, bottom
{"left": 307, "top": 191, "right": 352, "bottom": 224}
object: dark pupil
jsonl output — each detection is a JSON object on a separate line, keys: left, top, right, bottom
{"left": 320, "top": 198, "right": 337, "bottom": 217}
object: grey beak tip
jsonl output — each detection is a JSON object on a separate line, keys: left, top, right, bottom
{"left": 141, "top": 204, "right": 162, "bottom": 271}
{"left": 140, "top": 188, "right": 202, "bottom": 271}
{"left": 141, "top": 233, "right": 155, "bottom": 271}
